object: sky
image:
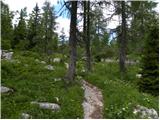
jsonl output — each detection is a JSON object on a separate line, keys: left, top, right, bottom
{"left": 3, "top": 0, "right": 160, "bottom": 38}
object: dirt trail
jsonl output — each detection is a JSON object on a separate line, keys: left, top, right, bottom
{"left": 82, "top": 80, "right": 103, "bottom": 119}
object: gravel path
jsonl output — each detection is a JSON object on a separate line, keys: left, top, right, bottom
{"left": 82, "top": 80, "right": 103, "bottom": 119}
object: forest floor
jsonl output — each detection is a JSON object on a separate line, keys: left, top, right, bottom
{"left": 1, "top": 50, "right": 159, "bottom": 119}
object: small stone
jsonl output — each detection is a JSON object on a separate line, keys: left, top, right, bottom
{"left": 53, "top": 58, "right": 61, "bottom": 62}
{"left": 2, "top": 50, "right": 13, "bottom": 60}
{"left": 1, "top": 86, "right": 12, "bottom": 93}
{"left": 21, "top": 113, "right": 32, "bottom": 119}
{"left": 136, "top": 74, "right": 142, "bottom": 78}
{"left": 45, "top": 65, "right": 54, "bottom": 70}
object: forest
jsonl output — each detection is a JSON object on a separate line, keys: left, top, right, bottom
{"left": 1, "top": 0, "right": 159, "bottom": 119}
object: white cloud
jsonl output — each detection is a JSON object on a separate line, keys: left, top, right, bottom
{"left": 55, "top": 16, "right": 70, "bottom": 38}
{"left": 4, "top": 0, "right": 58, "bottom": 14}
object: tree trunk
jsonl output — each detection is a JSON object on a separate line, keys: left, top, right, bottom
{"left": 85, "top": 1, "right": 91, "bottom": 72}
{"left": 119, "top": 1, "right": 126, "bottom": 79}
{"left": 65, "top": 1, "right": 77, "bottom": 82}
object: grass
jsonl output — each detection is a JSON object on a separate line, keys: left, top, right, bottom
{"left": 1, "top": 50, "right": 159, "bottom": 119}
{"left": 84, "top": 62, "right": 159, "bottom": 119}
{"left": 1, "top": 51, "right": 83, "bottom": 119}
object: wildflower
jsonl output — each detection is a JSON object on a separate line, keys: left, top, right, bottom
{"left": 122, "top": 108, "right": 126, "bottom": 111}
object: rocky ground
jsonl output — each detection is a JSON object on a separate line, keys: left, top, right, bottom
{"left": 82, "top": 80, "right": 103, "bottom": 119}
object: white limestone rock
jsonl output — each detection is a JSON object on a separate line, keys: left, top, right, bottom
{"left": 2, "top": 50, "right": 13, "bottom": 60}
{"left": 31, "top": 102, "right": 60, "bottom": 111}
{"left": 53, "top": 58, "right": 61, "bottom": 63}
{"left": 1, "top": 86, "right": 13, "bottom": 93}
{"left": 45, "top": 65, "right": 54, "bottom": 70}
{"left": 21, "top": 113, "right": 32, "bottom": 119}
{"left": 82, "top": 80, "right": 103, "bottom": 119}
{"left": 133, "top": 105, "right": 158, "bottom": 119}
{"left": 136, "top": 74, "right": 142, "bottom": 78}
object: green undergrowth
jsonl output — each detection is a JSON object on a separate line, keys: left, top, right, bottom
{"left": 85, "top": 62, "right": 159, "bottom": 119}
{"left": 1, "top": 51, "right": 83, "bottom": 119}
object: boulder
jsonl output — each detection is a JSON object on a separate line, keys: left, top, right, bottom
{"left": 45, "top": 65, "right": 54, "bottom": 70}
{"left": 31, "top": 102, "right": 60, "bottom": 111}
{"left": 133, "top": 105, "right": 158, "bottom": 119}
{"left": 1, "top": 86, "right": 13, "bottom": 93}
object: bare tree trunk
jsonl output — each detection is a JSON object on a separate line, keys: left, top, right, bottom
{"left": 65, "top": 1, "right": 77, "bottom": 82}
{"left": 85, "top": 1, "right": 91, "bottom": 72}
{"left": 119, "top": 1, "right": 126, "bottom": 79}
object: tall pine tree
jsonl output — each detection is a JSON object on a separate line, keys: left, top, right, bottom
{"left": 13, "top": 8, "right": 27, "bottom": 49}
{"left": 27, "top": 3, "right": 41, "bottom": 50}
{"left": 138, "top": 21, "right": 159, "bottom": 96}
{"left": 41, "top": 1, "right": 57, "bottom": 55}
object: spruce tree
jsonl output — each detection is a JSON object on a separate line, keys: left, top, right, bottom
{"left": 138, "top": 23, "right": 159, "bottom": 96}
{"left": 13, "top": 8, "right": 27, "bottom": 49}
{"left": 1, "top": 1, "right": 13, "bottom": 49}
{"left": 41, "top": 1, "right": 57, "bottom": 55}
{"left": 27, "top": 3, "right": 41, "bottom": 50}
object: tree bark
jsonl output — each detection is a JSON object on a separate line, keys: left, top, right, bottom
{"left": 65, "top": 1, "right": 77, "bottom": 82}
{"left": 85, "top": 1, "right": 91, "bottom": 72}
{"left": 119, "top": 1, "right": 126, "bottom": 79}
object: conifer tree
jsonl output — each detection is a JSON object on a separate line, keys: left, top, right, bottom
{"left": 41, "top": 1, "right": 57, "bottom": 55}
{"left": 13, "top": 8, "right": 27, "bottom": 49}
{"left": 27, "top": 3, "right": 41, "bottom": 50}
{"left": 138, "top": 22, "right": 159, "bottom": 96}
{"left": 1, "top": 1, "right": 13, "bottom": 49}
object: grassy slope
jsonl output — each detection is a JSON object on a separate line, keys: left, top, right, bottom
{"left": 1, "top": 51, "right": 159, "bottom": 119}
{"left": 1, "top": 51, "right": 83, "bottom": 119}
{"left": 85, "top": 62, "right": 159, "bottom": 119}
